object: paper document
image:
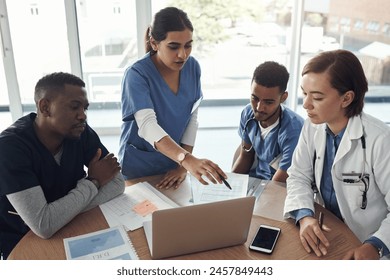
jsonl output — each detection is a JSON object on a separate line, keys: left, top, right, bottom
{"left": 160, "top": 174, "right": 194, "bottom": 206}
{"left": 63, "top": 226, "right": 139, "bottom": 260}
{"left": 100, "top": 182, "right": 178, "bottom": 231}
{"left": 190, "top": 172, "right": 248, "bottom": 204}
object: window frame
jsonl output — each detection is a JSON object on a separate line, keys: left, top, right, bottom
{"left": 0, "top": 0, "right": 308, "bottom": 121}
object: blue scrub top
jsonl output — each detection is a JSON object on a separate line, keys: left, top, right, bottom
{"left": 119, "top": 53, "right": 202, "bottom": 179}
{"left": 238, "top": 104, "right": 304, "bottom": 179}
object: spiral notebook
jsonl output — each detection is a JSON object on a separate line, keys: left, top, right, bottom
{"left": 63, "top": 225, "right": 138, "bottom": 260}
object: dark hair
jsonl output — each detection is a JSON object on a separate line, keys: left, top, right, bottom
{"left": 252, "top": 61, "right": 289, "bottom": 93}
{"left": 34, "top": 72, "right": 85, "bottom": 103}
{"left": 145, "top": 7, "right": 193, "bottom": 54}
{"left": 302, "top": 49, "right": 368, "bottom": 118}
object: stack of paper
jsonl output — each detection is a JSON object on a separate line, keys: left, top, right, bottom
{"left": 99, "top": 182, "right": 178, "bottom": 231}
{"left": 190, "top": 172, "right": 249, "bottom": 204}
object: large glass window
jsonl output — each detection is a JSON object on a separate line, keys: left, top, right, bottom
{"left": 0, "top": 46, "right": 12, "bottom": 131}
{"left": 0, "top": 0, "right": 13, "bottom": 130}
{"left": 2, "top": 0, "right": 390, "bottom": 170}
{"left": 0, "top": 54, "right": 8, "bottom": 107}
{"left": 2, "top": 0, "right": 390, "bottom": 126}
{"left": 152, "top": 0, "right": 293, "bottom": 101}
{"left": 150, "top": 0, "right": 390, "bottom": 124}
{"left": 76, "top": 0, "right": 137, "bottom": 105}
{"left": 6, "top": 0, "right": 71, "bottom": 107}
{"left": 0, "top": 52, "right": 9, "bottom": 107}
{"left": 300, "top": 0, "right": 390, "bottom": 123}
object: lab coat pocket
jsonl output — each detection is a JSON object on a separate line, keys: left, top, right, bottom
{"left": 343, "top": 182, "right": 364, "bottom": 209}
{"left": 341, "top": 173, "right": 370, "bottom": 210}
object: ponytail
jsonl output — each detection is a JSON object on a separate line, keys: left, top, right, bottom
{"left": 144, "top": 26, "right": 155, "bottom": 54}
{"left": 146, "top": 7, "right": 193, "bottom": 55}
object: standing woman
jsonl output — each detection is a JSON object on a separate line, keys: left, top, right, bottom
{"left": 283, "top": 50, "right": 389, "bottom": 259}
{"left": 119, "top": 7, "right": 226, "bottom": 188}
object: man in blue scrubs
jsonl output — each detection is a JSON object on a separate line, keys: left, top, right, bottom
{"left": 232, "top": 61, "right": 304, "bottom": 183}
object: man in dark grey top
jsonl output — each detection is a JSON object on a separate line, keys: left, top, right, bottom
{"left": 0, "top": 72, "right": 125, "bottom": 259}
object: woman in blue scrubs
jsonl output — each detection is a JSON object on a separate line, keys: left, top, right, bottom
{"left": 119, "top": 7, "right": 226, "bottom": 188}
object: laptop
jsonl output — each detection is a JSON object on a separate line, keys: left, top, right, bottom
{"left": 143, "top": 196, "right": 255, "bottom": 259}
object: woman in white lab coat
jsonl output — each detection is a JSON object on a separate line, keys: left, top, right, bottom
{"left": 283, "top": 49, "right": 390, "bottom": 260}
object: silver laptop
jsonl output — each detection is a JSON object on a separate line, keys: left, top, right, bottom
{"left": 143, "top": 196, "right": 255, "bottom": 259}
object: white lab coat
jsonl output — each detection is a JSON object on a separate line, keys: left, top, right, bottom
{"left": 284, "top": 112, "right": 390, "bottom": 253}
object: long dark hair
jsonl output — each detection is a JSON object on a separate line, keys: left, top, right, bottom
{"left": 145, "top": 7, "right": 193, "bottom": 54}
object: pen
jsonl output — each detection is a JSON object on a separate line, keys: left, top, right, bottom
{"left": 8, "top": 210, "right": 19, "bottom": 216}
{"left": 317, "top": 211, "right": 324, "bottom": 248}
{"left": 219, "top": 174, "right": 232, "bottom": 190}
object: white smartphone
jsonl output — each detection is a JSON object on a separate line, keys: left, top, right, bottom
{"left": 249, "top": 224, "right": 281, "bottom": 254}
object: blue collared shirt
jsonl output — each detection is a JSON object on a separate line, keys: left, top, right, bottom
{"left": 291, "top": 126, "right": 345, "bottom": 222}
{"left": 320, "top": 126, "right": 345, "bottom": 220}
{"left": 238, "top": 105, "right": 304, "bottom": 180}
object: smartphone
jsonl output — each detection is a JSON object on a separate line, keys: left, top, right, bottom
{"left": 249, "top": 224, "right": 281, "bottom": 254}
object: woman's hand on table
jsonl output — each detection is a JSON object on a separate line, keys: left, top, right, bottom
{"left": 156, "top": 167, "right": 188, "bottom": 189}
{"left": 181, "top": 154, "right": 227, "bottom": 185}
{"left": 298, "top": 216, "right": 330, "bottom": 257}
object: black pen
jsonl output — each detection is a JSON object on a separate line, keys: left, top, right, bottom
{"left": 317, "top": 212, "right": 324, "bottom": 248}
{"left": 219, "top": 174, "right": 232, "bottom": 190}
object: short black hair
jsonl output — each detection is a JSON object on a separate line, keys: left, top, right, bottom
{"left": 34, "top": 72, "right": 85, "bottom": 103}
{"left": 252, "top": 61, "right": 289, "bottom": 93}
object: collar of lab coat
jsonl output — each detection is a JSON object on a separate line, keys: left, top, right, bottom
{"left": 311, "top": 114, "right": 364, "bottom": 176}
{"left": 335, "top": 114, "right": 364, "bottom": 163}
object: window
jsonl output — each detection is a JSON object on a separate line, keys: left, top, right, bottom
{"left": 6, "top": 0, "right": 71, "bottom": 107}
{"left": 0, "top": 46, "right": 8, "bottom": 107}
{"left": 328, "top": 16, "right": 339, "bottom": 33}
{"left": 29, "top": 3, "right": 39, "bottom": 16}
{"left": 0, "top": 48, "right": 12, "bottom": 131}
{"left": 354, "top": 19, "right": 364, "bottom": 31}
{"left": 113, "top": 2, "right": 121, "bottom": 14}
{"left": 152, "top": 0, "right": 293, "bottom": 101}
{"left": 76, "top": 0, "right": 137, "bottom": 104}
{"left": 383, "top": 23, "right": 390, "bottom": 36}
{"left": 340, "top": 17, "right": 351, "bottom": 32}
{"left": 366, "top": 21, "right": 380, "bottom": 34}
{"left": 320, "top": 0, "right": 390, "bottom": 123}
{"left": 2, "top": 0, "right": 390, "bottom": 125}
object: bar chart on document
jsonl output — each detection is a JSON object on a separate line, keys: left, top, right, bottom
{"left": 190, "top": 173, "right": 249, "bottom": 204}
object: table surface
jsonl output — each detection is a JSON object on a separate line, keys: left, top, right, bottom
{"left": 8, "top": 175, "right": 362, "bottom": 260}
